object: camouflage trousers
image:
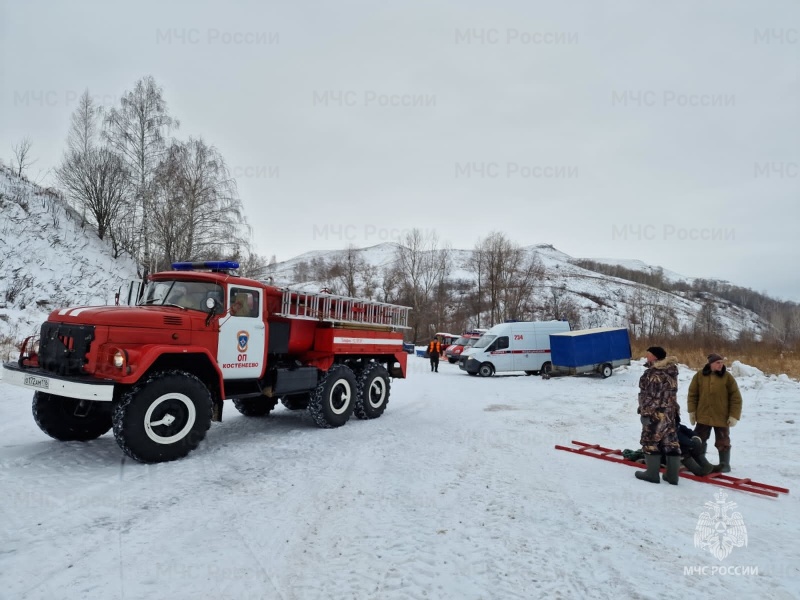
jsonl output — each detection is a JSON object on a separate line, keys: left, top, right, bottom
{"left": 693, "top": 424, "right": 731, "bottom": 451}
{"left": 640, "top": 409, "right": 680, "bottom": 455}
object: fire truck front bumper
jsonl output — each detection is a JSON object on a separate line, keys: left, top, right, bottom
{"left": 1, "top": 362, "right": 115, "bottom": 401}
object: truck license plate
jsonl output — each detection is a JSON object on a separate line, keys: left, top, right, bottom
{"left": 24, "top": 375, "right": 50, "bottom": 390}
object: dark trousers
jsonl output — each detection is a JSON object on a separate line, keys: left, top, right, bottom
{"left": 693, "top": 423, "right": 731, "bottom": 451}
{"left": 430, "top": 354, "right": 439, "bottom": 371}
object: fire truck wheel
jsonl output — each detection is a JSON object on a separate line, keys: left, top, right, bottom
{"left": 233, "top": 397, "right": 279, "bottom": 416}
{"left": 280, "top": 394, "right": 310, "bottom": 411}
{"left": 354, "top": 363, "right": 390, "bottom": 420}
{"left": 308, "top": 365, "right": 357, "bottom": 428}
{"left": 113, "top": 371, "right": 212, "bottom": 463}
{"left": 32, "top": 392, "right": 112, "bottom": 441}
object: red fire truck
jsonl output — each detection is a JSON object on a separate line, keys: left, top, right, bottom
{"left": 2, "top": 261, "right": 410, "bottom": 463}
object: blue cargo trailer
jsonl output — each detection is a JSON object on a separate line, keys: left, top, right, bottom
{"left": 546, "top": 327, "right": 631, "bottom": 379}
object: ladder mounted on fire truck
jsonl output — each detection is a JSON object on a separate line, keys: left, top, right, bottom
{"left": 277, "top": 289, "right": 410, "bottom": 330}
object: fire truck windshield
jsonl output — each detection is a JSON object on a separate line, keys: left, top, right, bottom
{"left": 139, "top": 280, "right": 224, "bottom": 312}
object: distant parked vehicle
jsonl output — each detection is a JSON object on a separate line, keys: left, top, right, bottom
{"left": 444, "top": 329, "right": 486, "bottom": 363}
{"left": 403, "top": 342, "right": 415, "bottom": 354}
{"left": 459, "top": 321, "right": 570, "bottom": 377}
{"left": 544, "top": 327, "right": 631, "bottom": 379}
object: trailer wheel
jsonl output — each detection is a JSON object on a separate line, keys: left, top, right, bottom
{"left": 113, "top": 371, "right": 212, "bottom": 463}
{"left": 478, "top": 362, "right": 495, "bottom": 377}
{"left": 233, "top": 397, "right": 279, "bottom": 416}
{"left": 308, "top": 365, "right": 357, "bottom": 428}
{"left": 280, "top": 394, "right": 310, "bottom": 411}
{"left": 354, "top": 363, "right": 390, "bottom": 420}
{"left": 600, "top": 363, "right": 613, "bottom": 378}
{"left": 32, "top": 392, "right": 112, "bottom": 441}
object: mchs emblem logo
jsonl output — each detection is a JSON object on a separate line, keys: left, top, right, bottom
{"left": 237, "top": 331, "right": 249, "bottom": 353}
{"left": 694, "top": 491, "right": 748, "bottom": 561}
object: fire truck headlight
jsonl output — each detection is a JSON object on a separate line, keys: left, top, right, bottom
{"left": 113, "top": 351, "right": 125, "bottom": 369}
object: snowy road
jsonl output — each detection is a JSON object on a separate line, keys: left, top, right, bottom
{"left": 1, "top": 359, "right": 799, "bottom": 599}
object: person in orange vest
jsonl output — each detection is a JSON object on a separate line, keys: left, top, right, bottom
{"left": 428, "top": 338, "right": 441, "bottom": 372}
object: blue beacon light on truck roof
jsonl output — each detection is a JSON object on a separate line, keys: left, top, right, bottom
{"left": 171, "top": 261, "right": 240, "bottom": 272}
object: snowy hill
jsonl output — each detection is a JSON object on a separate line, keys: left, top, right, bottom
{"left": 0, "top": 164, "right": 138, "bottom": 355}
{"left": 263, "top": 242, "right": 769, "bottom": 339}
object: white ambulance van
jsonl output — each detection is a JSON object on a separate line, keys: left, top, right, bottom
{"left": 458, "top": 320, "right": 570, "bottom": 377}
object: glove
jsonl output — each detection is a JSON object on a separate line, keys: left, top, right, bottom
{"left": 689, "top": 412, "right": 696, "bottom": 426}
{"left": 640, "top": 416, "right": 651, "bottom": 426}
{"left": 728, "top": 417, "right": 738, "bottom": 427}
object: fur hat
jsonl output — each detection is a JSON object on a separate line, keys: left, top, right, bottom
{"left": 707, "top": 353, "right": 725, "bottom": 364}
{"left": 647, "top": 346, "right": 667, "bottom": 361}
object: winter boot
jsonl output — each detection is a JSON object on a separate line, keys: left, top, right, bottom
{"left": 663, "top": 454, "right": 680, "bottom": 485}
{"left": 635, "top": 453, "right": 661, "bottom": 484}
{"left": 681, "top": 455, "right": 707, "bottom": 476}
{"left": 692, "top": 449, "right": 715, "bottom": 476}
{"left": 712, "top": 449, "right": 731, "bottom": 473}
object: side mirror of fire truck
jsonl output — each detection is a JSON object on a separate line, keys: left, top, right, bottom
{"left": 204, "top": 295, "right": 223, "bottom": 326}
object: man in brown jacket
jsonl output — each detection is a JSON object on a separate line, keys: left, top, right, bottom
{"left": 687, "top": 353, "right": 743, "bottom": 473}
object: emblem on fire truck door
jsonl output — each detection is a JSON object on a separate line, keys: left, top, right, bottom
{"left": 237, "top": 331, "right": 249, "bottom": 352}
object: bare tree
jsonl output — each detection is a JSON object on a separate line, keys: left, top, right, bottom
{"left": 67, "top": 90, "right": 101, "bottom": 155}
{"left": 149, "top": 138, "right": 249, "bottom": 266}
{"left": 394, "top": 230, "right": 450, "bottom": 340}
{"left": 104, "top": 76, "right": 178, "bottom": 275}
{"left": 469, "top": 232, "right": 543, "bottom": 325}
{"left": 544, "top": 284, "right": 581, "bottom": 328}
{"left": 329, "top": 245, "right": 365, "bottom": 297}
{"left": 56, "top": 148, "right": 131, "bottom": 241}
{"left": 11, "top": 137, "right": 35, "bottom": 178}
{"left": 465, "top": 239, "right": 487, "bottom": 327}
{"left": 238, "top": 252, "right": 268, "bottom": 279}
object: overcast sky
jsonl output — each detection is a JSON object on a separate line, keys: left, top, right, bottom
{"left": 2, "top": 1, "right": 798, "bottom": 300}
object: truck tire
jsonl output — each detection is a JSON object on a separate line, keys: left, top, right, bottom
{"left": 308, "top": 365, "right": 356, "bottom": 428}
{"left": 448, "top": 358, "right": 457, "bottom": 364}
{"left": 354, "top": 363, "right": 390, "bottom": 420}
{"left": 478, "top": 362, "right": 494, "bottom": 377}
{"left": 233, "top": 397, "right": 279, "bottom": 416}
{"left": 600, "top": 363, "right": 613, "bottom": 378}
{"left": 32, "top": 392, "right": 112, "bottom": 441}
{"left": 280, "top": 394, "right": 310, "bottom": 411}
{"left": 112, "top": 371, "right": 212, "bottom": 463}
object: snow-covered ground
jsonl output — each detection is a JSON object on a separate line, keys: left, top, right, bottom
{"left": 1, "top": 358, "right": 798, "bottom": 600}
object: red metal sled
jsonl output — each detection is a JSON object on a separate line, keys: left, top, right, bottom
{"left": 555, "top": 440, "right": 790, "bottom": 498}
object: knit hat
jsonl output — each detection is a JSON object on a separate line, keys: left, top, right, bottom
{"left": 707, "top": 353, "right": 725, "bottom": 364}
{"left": 647, "top": 346, "right": 667, "bottom": 361}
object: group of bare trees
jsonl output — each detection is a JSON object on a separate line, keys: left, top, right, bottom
{"left": 276, "top": 230, "right": 567, "bottom": 341}
{"left": 55, "top": 76, "right": 251, "bottom": 276}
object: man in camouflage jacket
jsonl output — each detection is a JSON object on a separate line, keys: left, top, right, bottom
{"left": 636, "top": 346, "right": 681, "bottom": 484}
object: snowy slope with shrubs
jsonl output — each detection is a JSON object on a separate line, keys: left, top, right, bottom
{"left": 0, "top": 164, "right": 138, "bottom": 354}
{"left": 264, "top": 243, "right": 768, "bottom": 339}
